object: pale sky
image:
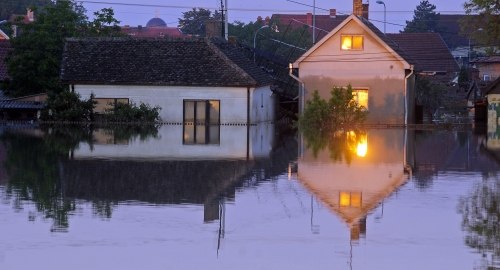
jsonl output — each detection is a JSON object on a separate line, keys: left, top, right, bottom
{"left": 80, "top": 0, "right": 468, "bottom": 34}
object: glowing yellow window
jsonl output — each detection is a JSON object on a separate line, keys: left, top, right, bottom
{"left": 352, "top": 89, "right": 368, "bottom": 110}
{"left": 339, "top": 191, "right": 362, "bottom": 207}
{"left": 341, "top": 35, "right": 363, "bottom": 50}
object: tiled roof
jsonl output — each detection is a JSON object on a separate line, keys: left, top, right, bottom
{"left": 60, "top": 37, "right": 274, "bottom": 87}
{"left": 0, "top": 101, "right": 45, "bottom": 110}
{"left": 471, "top": 56, "right": 500, "bottom": 63}
{"left": 0, "top": 40, "right": 10, "bottom": 81}
{"left": 436, "top": 15, "right": 469, "bottom": 48}
{"left": 272, "top": 14, "right": 349, "bottom": 41}
{"left": 357, "top": 17, "right": 421, "bottom": 71}
{"left": 121, "top": 26, "right": 187, "bottom": 38}
{"left": 386, "top": 33, "right": 459, "bottom": 73}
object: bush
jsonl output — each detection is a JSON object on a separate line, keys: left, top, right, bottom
{"left": 297, "top": 84, "right": 369, "bottom": 133}
{"left": 102, "top": 101, "right": 161, "bottom": 122}
{"left": 40, "top": 91, "right": 96, "bottom": 121}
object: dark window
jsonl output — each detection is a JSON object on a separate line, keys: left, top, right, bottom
{"left": 183, "top": 100, "right": 220, "bottom": 144}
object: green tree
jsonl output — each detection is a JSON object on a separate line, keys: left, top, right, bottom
{"left": 462, "top": 0, "right": 500, "bottom": 48}
{"left": 415, "top": 76, "right": 447, "bottom": 112}
{"left": 1, "top": 0, "right": 123, "bottom": 97}
{"left": 458, "top": 64, "right": 469, "bottom": 84}
{"left": 40, "top": 90, "right": 97, "bottom": 121}
{"left": 402, "top": 0, "right": 443, "bottom": 33}
{"left": 0, "top": 0, "right": 52, "bottom": 22}
{"left": 229, "top": 16, "right": 313, "bottom": 62}
{"left": 178, "top": 8, "right": 222, "bottom": 36}
{"left": 298, "top": 84, "right": 369, "bottom": 134}
{"left": 102, "top": 101, "right": 162, "bottom": 122}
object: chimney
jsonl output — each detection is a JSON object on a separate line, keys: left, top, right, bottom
{"left": 27, "top": 8, "right": 34, "bottom": 21}
{"left": 353, "top": 0, "right": 363, "bottom": 17}
{"left": 306, "top": 13, "right": 312, "bottom": 25}
{"left": 265, "top": 16, "right": 270, "bottom": 25}
{"left": 330, "top": 9, "right": 337, "bottom": 18}
{"left": 205, "top": 20, "right": 222, "bottom": 38}
{"left": 362, "top": 3, "right": 369, "bottom": 19}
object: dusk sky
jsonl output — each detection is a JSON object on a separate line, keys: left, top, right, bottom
{"left": 79, "top": 0, "right": 468, "bottom": 34}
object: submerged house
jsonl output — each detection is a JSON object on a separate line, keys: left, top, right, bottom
{"left": 59, "top": 37, "right": 276, "bottom": 126}
{"left": 291, "top": 12, "right": 419, "bottom": 124}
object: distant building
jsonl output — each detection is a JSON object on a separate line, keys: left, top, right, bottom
{"left": 120, "top": 11, "right": 185, "bottom": 38}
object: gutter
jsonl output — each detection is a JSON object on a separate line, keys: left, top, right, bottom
{"left": 288, "top": 63, "right": 305, "bottom": 115}
{"left": 404, "top": 65, "right": 414, "bottom": 125}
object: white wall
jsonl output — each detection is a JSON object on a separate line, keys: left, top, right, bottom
{"left": 72, "top": 123, "right": 275, "bottom": 160}
{"left": 76, "top": 84, "right": 275, "bottom": 124}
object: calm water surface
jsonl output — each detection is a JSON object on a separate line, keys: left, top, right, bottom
{"left": 0, "top": 124, "right": 499, "bottom": 270}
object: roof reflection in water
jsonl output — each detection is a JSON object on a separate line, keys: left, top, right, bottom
{"left": 296, "top": 129, "right": 414, "bottom": 241}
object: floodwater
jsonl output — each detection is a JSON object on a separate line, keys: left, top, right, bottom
{"left": 1, "top": 123, "right": 500, "bottom": 270}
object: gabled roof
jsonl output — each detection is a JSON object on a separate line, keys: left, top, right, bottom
{"left": 272, "top": 14, "right": 349, "bottom": 41}
{"left": 482, "top": 75, "right": 500, "bottom": 95}
{"left": 471, "top": 56, "right": 500, "bottom": 64}
{"left": 0, "top": 29, "right": 9, "bottom": 40}
{"left": 386, "top": 33, "right": 459, "bottom": 73}
{"left": 60, "top": 37, "right": 274, "bottom": 87}
{"left": 293, "top": 14, "right": 417, "bottom": 70}
{"left": 0, "top": 40, "right": 11, "bottom": 81}
{"left": 121, "top": 26, "right": 186, "bottom": 38}
{"left": 436, "top": 14, "right": 471, "bottom": 48}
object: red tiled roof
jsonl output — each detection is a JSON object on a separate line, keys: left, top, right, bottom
{"left": 471, "top": 56, "right": 500, "bottom": 63}
{"left": 437, "top": 14, "right": 473, "bottom": 48}
{"left": 121, "top": 26, "right": 187, "bottom": 38}
{"left": 0, "top": 40, "right": 11, "bottom": 81}
{"left": 272, "top": 14, "right": 349, "bottom": 41}
{"left": 387, "top": 33, "right": 459, "bottom": 74}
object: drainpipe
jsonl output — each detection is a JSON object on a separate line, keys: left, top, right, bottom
{"left": 247, "top": 87, "right": 250, "bottom": 160}
{"left": 289, "top": 63, "right": 305, "bottom": 115}
{"left": 404, "top": 65, "right": 414, "bottom": 125}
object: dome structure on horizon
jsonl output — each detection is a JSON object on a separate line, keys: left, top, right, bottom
{"left": 146, "top": 11, "right": 167, "bottom": 27}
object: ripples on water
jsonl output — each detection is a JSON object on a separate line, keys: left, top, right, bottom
{"left": 1, "top": 125, "right": 500, "bottom": 269}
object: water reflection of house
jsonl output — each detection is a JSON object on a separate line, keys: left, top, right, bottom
{"left": 295, "top": 130, "right": 413, "bottom": 241}
{"left": 65, "top": 124, "right": 292, "bottom": 223}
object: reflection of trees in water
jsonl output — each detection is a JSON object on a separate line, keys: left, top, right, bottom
{"left": 1, "top": 125, "right": 161, "bottom": 232}
{"left": 458, "top": 173, "right": 500, "bottom": 269}
{"left": 302, "top": 129, "right": 367, "bottom": 165}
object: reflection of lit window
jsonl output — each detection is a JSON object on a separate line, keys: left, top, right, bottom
{"left": 352, "top": 89, "right": 368, "bottom": 109}
{"left": 340, "top": 191, "right": 362, "bottom": 207}
{"left": 183, "top": 100, "right": 220, "bottom": 144}
{"left": 341, "top": 35, "right": 363, "bottom": 50}
{"left": 356, "top": 134, "right": 368, "bottom": 157}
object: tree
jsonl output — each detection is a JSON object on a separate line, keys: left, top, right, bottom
{"left": 40, "top": 90, "right": 97, "bottom": 121}
{"left": 298, "top": 85, "right": 369, "bottom": 134}
{"left": 458, "top": 64, "right": 469, "bottom": 84}
{"left": 1, "top": 0, "right": 124, "bottom": 97}
{"left": 402, "top": 0, "right": 443, "bottom": 33}
{"left": 462, "top": 0, "right": 500, "bottom": 48}
{"left": 178, "top": 8, "right": 222, "bottom": 36}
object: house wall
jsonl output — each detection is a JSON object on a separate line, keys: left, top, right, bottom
{"left": 72, "top": 123, "right": 275, "bottom": 160}
{"left": 75, "top": 85, "right": 275, "bottom": 124}
{"left": 298, "top": 20, "right": 410, "bottom": 124}
{"left": 476, "top": 62, "right": 500, "bottom": 82}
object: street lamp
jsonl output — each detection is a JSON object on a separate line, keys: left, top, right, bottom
{"left": 254, "top": 25, "right": 269, "bottom": 62}
{"left": 376, "top": 1, "right": 386, "bottom": 34}
{"left": 469, "top": 28, "right": 483, "bottom": 61}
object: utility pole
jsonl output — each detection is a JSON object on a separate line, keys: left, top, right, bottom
{"left": 224, "top": 0, "right": 228, "bottom": 40}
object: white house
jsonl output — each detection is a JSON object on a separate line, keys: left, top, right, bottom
{"left": 59, "top": 37, "right": 276, "bottom": 130}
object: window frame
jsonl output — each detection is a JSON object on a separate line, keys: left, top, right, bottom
{"left": 351, "top": 88, "right": 369, "bottom": 110}
{"left": 92, "top": 98, "right": 129, "bottom": 114}
{"left": 183, "top": 99, "right": 220, "bottom": 145}
{"left": 340, "top": 35, "right": 364, "bottom": 51}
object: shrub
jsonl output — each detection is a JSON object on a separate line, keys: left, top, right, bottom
{"left": 40, "top": 91, "right": 96, "bottom": 121}
{"left": 102, "top": 101, "right": 161, "bottom": 122}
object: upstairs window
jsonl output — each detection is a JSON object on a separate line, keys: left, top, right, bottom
{"left": 341, "top": 35, "right": 363, "bottom": 50}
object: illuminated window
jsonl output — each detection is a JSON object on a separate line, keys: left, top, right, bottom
{"left": 183, "top": 100, "right": 220, "bottom": 144}
{"left": 341, "top": 35, "right": 363, "bottom": 50}
{"left": 340, "top": 191, "right": 362, "bottom": 207}
{"left": 352, "top": 89, "right": 368, "bottom": 110}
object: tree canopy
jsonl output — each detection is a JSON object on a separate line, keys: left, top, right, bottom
{"left": 462, "top": 0, "right": 500, "bottom": 48}
{"left": 1, "top": 0, "right": 124, "bottom": 97}
{"left": 178, "top": 8, "right": 222, "bottom": 36}
{"left": 401, "top": 0, "right": 443, "bottom": 33}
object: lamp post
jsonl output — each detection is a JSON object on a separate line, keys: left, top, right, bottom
{"left": 254, "top": 25, "right": 269, "bottom": 63}
{"left": 376, "top": 1, "right": 386, "bottom": 34}
{"left": 468, "top": 28, "right": 483, "bottom": 78}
